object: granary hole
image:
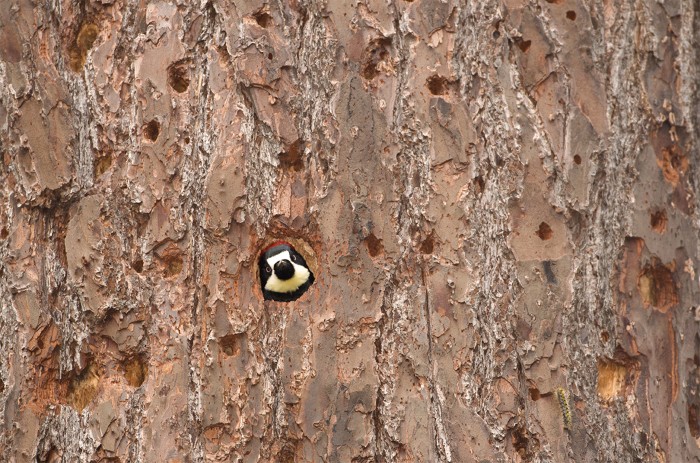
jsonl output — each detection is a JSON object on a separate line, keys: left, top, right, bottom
{"left": 361, "top": 37, "right": 392, "bottom": 80}
{"left": 123, "top": 356, "right": 148, "bottom": 387}
{"left": 536, "top": 222, "right": 553, "bottom": 240}
{"left": 638, "top": 260, "right": 678, "bottom": 312}
{"left": 143, "top": 119, "right": 160, "bottom": 141}
{"left": 650, "top": 209, "right": 667, "bottom": 234}
{"left": 426, "top": 75, "right": 449, "bottom": 95}
{"left": 365, "top": 233, "right": 384, "bottom": 257}
{"left": 253, "top": 10, "right": 273, "bottom": 28}
{"left": 167, "top": 60, "right": 191, "bottom": 93}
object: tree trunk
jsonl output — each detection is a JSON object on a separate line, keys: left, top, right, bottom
{"left": 1, "top": 0, "right": 699, "bottom": 461}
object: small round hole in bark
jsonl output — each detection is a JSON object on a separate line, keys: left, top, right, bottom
{"left": 220, "top": 334, "right": 244, "bottom": 356}
{"left": 40, "top": 446, "right": 61, "bottom": 463}
{"left": 473, "top": 176, "right": 485, "bottom": 195}
{"left": 132, "top": 259, "right": 144, "bottom": 273}
{"left": 597, "top": 356, "right": 639, "bottom": 401}
{"left": 650, "top": 209, "right": 667, "bottom": 234}
{"left": 529, "top": 387, "right": 541, "bottom": 401}
{"left": 67, "top": 362, "right": 100, "bottom": 412}
{"left": 143, "top": 120, "right": 160, "bottom": 141}
{"left": 76, "top": 23, "right": 99, "bottom": 51}
{"left": 426, "top": 75, "right": 449, "bottom": 95}
{"left": 123, "top": 356, "right": 148, "bottom": 387}
{"left": 68, "top": 23, "right": 100, "bottom": 72}
{"left": 566, "top": 10, "right": 577, "bottom": 20}
{"left": 420, "top": 233, "right": 435, "bottom": 254}
{"left": 365, "top": 233, "right": 384, "bottom": 257}
{"left": 493, "top": 30, "right": 501, "bottom": 39}
{"left": 267, "top": 52, "right": 273, "bottom": 60}
{"left": 361, "top": 37, "right": 392, "bottom": 80}
{"left": 163, "top": 254, "right": 183, "bottom": 278}
{"left": 278, "top": 139, "right": 304, "bottom": 171}
{"left": 690, "top": 403, "right": 700, "bottom": 438}
{"left": 573, "top": 154, "right": 582, "bottom": 165}
{"left": 601, "top": 331, "right": 609, "bottom": 343}
{"left": 638, "top": 260, "right": 678, "bottom": 312}
{"left": 167, "top": 60, "right": 190, "bottom": 93}
{"left": 94, "top": 153, "right": 112, "bottom": 176}
{"left": 516, "top": 39, "right": 532, "bottom": 53}
{"left": 253, "top": 11, "right": 273, "bottom": 27}
{"left": 0, "top": 228, "right": 8, "bottom": 239}
{"left": 536, "top": 222, "right": 553, "bottom": 240}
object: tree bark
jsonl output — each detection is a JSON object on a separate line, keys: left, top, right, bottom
{"left": 1, "top": 0, "right": 699, "bottom": 462}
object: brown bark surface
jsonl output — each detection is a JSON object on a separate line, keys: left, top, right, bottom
{"left": 1, "top": 0, "right": 699, "bottom": 462}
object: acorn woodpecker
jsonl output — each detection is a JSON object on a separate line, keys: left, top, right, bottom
{"left": 259, "top": 241, "right": 315, "bottom": 302}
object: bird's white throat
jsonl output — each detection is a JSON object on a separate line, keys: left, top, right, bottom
{"left": 265, "top": 251, "right": 311, "bottom": 293}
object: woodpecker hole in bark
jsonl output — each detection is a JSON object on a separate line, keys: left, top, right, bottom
{"left": 650, "top": 209, "right": 667, "bottom": 234}
{"left": 536, "top": 222, "right": 553, "bottom": 240}
{"left": 167, "top": 60, "right": 191, "bottom": 93}
{"left": 426, "top": 75, "right": 449, "bottom": 95}
{"left": 143, "top": 120, "right": 160, "bottom": 141}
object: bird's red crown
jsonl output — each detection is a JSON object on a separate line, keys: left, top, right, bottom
{"left": 261, "top": 240, "right": 294, "bottom": 254}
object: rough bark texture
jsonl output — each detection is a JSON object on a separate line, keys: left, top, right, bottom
{"left": 1, "top": 0, "right": 700, "bottom": 462}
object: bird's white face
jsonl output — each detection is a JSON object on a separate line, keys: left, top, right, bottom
{"left": 264, "top": 250, "right": 311, "bottom": 293}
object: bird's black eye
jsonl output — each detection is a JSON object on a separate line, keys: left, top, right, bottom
{"left": 291, "top": 254, "right": 297, "bottom": 262}
{"left": 266, "top": 266, "right": 272, "bottom": 273}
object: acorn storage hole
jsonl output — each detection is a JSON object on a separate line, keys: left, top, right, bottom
{"left": 143, "top": 119, "right": 160, "bottom": 141}
{"left": 38, "top": 446, "right": 61, "bottom": 463}
{"left": 220, "top": 333, "right": 245, "bottom": 356}
{"left": 516, "top": 39, "right": 532, "bottom": 53}
{"left": 638, "top": 260, "right": 678, "bottom": 312}
{"left": 420, "top": 233, "right": 435, "bottom": 255}
{"left": 566, "top": 10, "right": 577, "bottom": 20}
{"left": 365, "top": 233, "right": 384, "bottom": 257}
{"left": 536, "top": 222, "right": 553, "bottom": 240}
{"left": 163, "top": 254, "right": 184, "bottom": 278}
{"left": 278, "top": 139, "right": 305, "bottom": 171}
{"left": 361, "top": 37, "right": 392, "bottom": 80}
{"left": 167, "top": 60, "right": 190, "bottom": 93}
{"left": 573, "top": 154, "right": 582, "bottom": 165}
{"left": 597, "top": 355, "right": 639, "bottom": 402}
{"left": 67, "top": 362, "right": 100, "bottom": 412}
{"left": 473, "top": 176, "right": 485, "bottom": 195}
{"left": 426, "top": 75, "right": 449, "bottom": 95}
{"left": 76, "top": 24, "right": 99, "bottom": 50}
{"left": 68, "top": 23, "right": 99, "bottom": 72}
{"left": 253, "top": 10, "right": 273, "bottom": 27}
{"left": 132, "top": 258, "right": 144, "bottom": 273}
{"left": 650, "top": 209, "right": 667, "bottom": 234}
{"left": 690, "top": 403, "right": 700, "bottom": 438}
{"left": 123, "top": 356, "right": 148, "bottom": 387}
{"left": 511, "top": 425, "right": 539, "bottom": 461}
{"left": 94, "top": 153, "right": 112, "bottom": 177}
